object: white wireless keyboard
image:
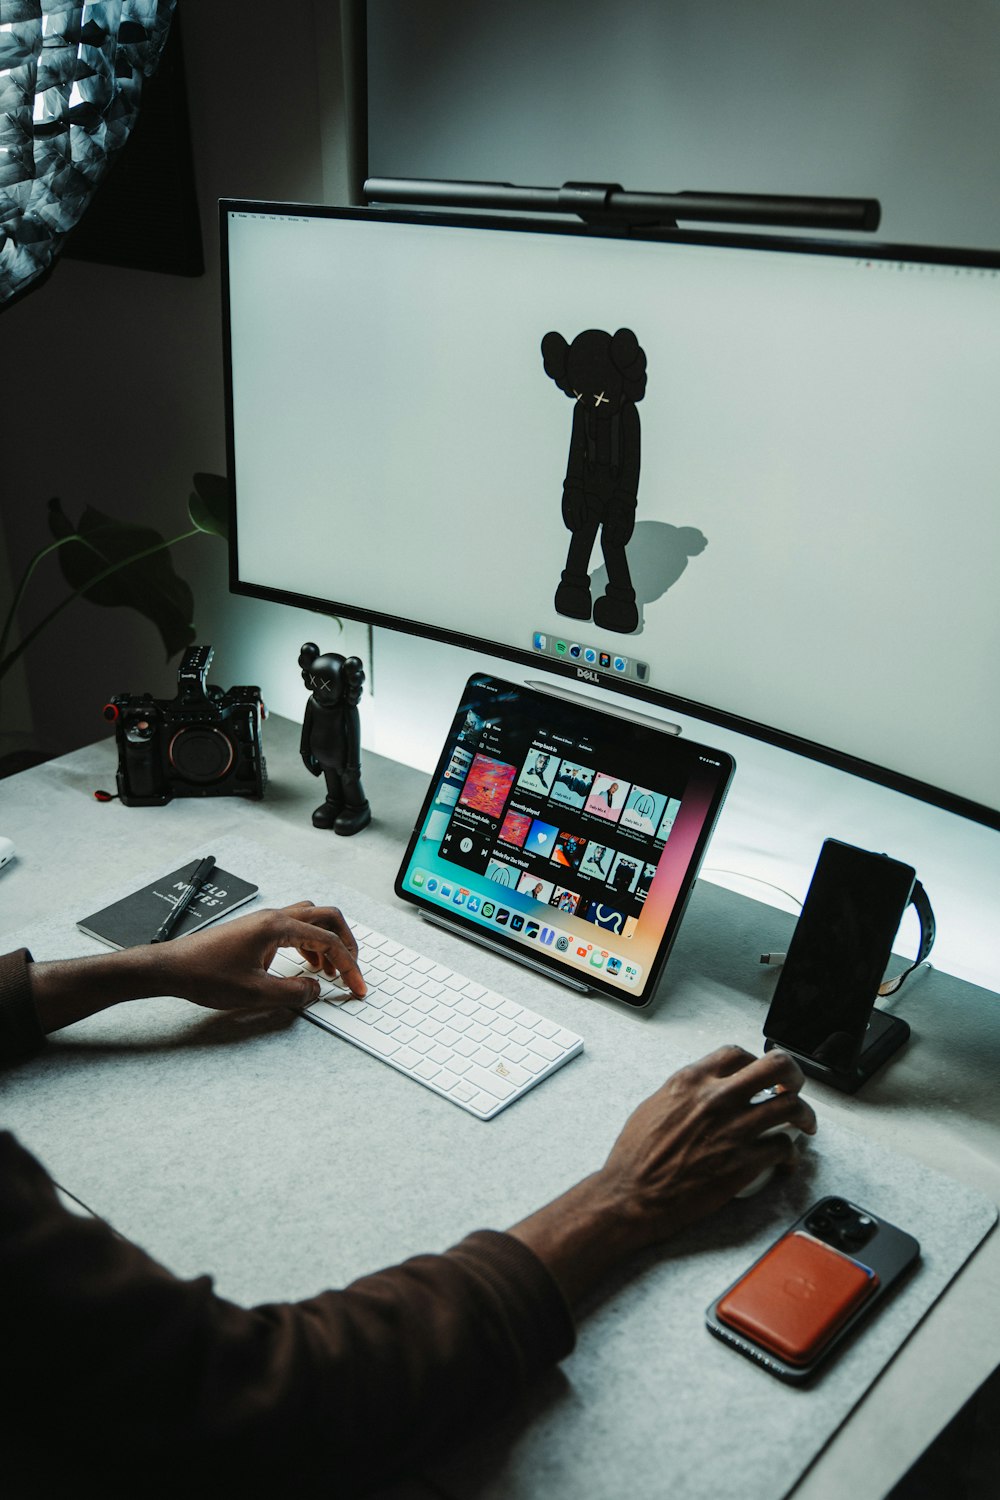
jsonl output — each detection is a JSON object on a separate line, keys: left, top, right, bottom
{"left": 270, "top": 919, "right": 584, "bottom": 1120}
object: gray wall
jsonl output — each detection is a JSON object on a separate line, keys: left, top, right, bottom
{"left": 0, "top": 1, "right": 362, "bottom": 767}
{"left": 4, "top": 0, "right": 1000, "bottom": 770}
{"left": 368, "top": 1, "right": 1000, "bottom": 248}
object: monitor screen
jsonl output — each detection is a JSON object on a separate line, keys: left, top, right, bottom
{"left": 222, "top": 202, "right": 1000, "bottom": 829}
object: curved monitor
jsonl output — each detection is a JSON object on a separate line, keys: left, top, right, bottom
{"left": 222, "top": 201, "right": 1000, "bottom": 830}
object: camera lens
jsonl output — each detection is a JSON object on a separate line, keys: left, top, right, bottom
{"left": 806, "top": 1210, "right": 832, "bottom": 1239}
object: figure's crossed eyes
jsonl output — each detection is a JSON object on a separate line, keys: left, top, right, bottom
{"left": 572, "top": 389, "right": 611, "bottom": 407}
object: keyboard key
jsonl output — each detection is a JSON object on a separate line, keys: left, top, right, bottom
{"left": 271, "top": 952, "right": 304, "bottom": 977}
{"left": 465, "top": 1064, "right": 516, "bottom": 1100}
{"left": 364, "top": 1030, "right": 400, "bottom": 1057}
{"left": 529, "top": 1036, "right": 563, "bottom": 1062}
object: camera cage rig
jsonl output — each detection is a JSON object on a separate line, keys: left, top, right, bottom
{"left": 103, "top": 644, "right": 266, "bottom": 806}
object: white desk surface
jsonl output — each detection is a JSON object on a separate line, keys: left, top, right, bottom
{"left": 1, "top": 715, "right": 998, "bottom": 1500}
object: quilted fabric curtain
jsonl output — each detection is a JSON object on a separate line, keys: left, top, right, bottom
{"left": 0, "top": 0, "right": 175, "bottom": 304}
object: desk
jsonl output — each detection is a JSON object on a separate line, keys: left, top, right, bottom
{"left": 1, "top": 715, "right": 998, "bottom": 1499}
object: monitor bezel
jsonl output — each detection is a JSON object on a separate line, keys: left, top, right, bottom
{"left": 221, "top": 198, "right": 1000, "bottom": 832}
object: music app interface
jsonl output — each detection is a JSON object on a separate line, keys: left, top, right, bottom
{"left": 398, "top": 677, "right": 732, "bottom": 1000}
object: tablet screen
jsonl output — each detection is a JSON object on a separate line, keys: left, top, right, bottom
{"left": 395, "top": 675, "right": 734, "bottom": 1005}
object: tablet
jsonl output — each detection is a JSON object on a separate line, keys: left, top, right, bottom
{"left": 395, "top": 675, "right": 734, "bottom": 1006}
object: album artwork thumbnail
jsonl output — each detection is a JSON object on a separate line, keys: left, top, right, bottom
{"left": 579, "top": 839, "right": 614, "bottom": 881}
{"left": 551, "top": 830, "right": 588, "bottom": 870}
{"left": 499, "top": 808, "right": 532, "bottom": 848}
{"left": 517, "top": 749, "right": 559, "bottom": 796}
{"left": 550, "top": 759, "right": 595, "bottom": 809}
{"left": 619, "top": 785, "right": 669, "bottom": 838}
{"left": 526, "top": 818, "right": 559, "bottom": 858}
{"left": 585, "top": 772, "right": 631, "bottom": 822}
{"left": 518, "top": 871, "right": 555, "bottom": 904}
{"left": 608, "top": 851, "right": 642, "bottom": 895}
{"left": 551, "top": 886, "right": 581, "bottom": 914}
{"left": 459, "top": 754, "right": 517, "bottom": 817}
{"left": 655, "top": 796, "right": 683, "bottom": 842}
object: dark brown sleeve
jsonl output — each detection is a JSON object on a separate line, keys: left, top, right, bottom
{"left": 0, "top": 948, "right": 44, "bottom": 1064}
{"left": 1, "top": 1130, "right": 575, "bottom": 1494}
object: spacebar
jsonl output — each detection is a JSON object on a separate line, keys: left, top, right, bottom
{"left": 312, "top": 1004, "right": 401, "bottom": 1056}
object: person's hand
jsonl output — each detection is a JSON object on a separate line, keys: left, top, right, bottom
{"left": 154, "top": 901, "right": 366, "bottom": 1010}
{"left": 595, "top": 1045, "right": 817, "bottom": 1253}
{"left": 508, "top": 1045, "right": 816, "bottom": 1306}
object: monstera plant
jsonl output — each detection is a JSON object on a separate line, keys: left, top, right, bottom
{"left": 0, "top": 472, "right": 228, "bottom": 689}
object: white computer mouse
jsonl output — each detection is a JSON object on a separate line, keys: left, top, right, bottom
{"left": 0, "top": 835, "right": 15, "bottom": 871}
{"left": 735, "top": 1123, "right": 804, "bottom": 1198}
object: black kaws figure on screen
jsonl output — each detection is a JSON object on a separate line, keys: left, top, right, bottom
{"left": 298, "top": 642, "right": 371, "bottom": 835}
{"left": 541, "top": 327, "right": 647, "bottom": 633}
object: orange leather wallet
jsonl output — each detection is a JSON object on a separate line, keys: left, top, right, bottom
{"left": 717, "top": 1230, "right": 879, "bottom": 1366}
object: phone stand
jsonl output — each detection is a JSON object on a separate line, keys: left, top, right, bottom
{"left": 765, "top": 1007, "right": 910, "bottom": 1095}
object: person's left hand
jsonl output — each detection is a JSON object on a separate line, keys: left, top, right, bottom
{"left": 154, "top": 901, "right": 366, "bottom": 1010}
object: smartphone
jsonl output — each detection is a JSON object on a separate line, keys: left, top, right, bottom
{"left": 705, "top": 1196, "right": 920, "bottom": 1382}
{"left": 763, "top": 839, "right": 916, "bottom": 1077}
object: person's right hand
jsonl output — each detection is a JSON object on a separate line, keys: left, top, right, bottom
{"left": 508, "top": 1045, "right": 816, "bottom": 1307}
{"left": 595, "top": 1045, "right": 817, "bottom": 1254}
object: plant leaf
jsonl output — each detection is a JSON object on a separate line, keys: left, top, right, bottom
{"left": 47, "top": 498, "right": 196, "bottom": 660}
{"left": 188, "top": 472, "right": 230, "bottom": 539}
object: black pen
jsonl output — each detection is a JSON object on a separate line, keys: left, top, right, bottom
{"left": 151, "top": 856, "right": 216, "bottom": 944}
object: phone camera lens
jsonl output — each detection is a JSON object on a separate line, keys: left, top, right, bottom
{"left": 806, "top": 1211, "right": 832, "bottom": 1239}
{"left": 826, "top": 1199, "right": 851, "bottom": 1218}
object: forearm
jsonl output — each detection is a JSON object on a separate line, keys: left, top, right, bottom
{"left": 28, "top": 945, "right": 170, "bottom": 1034}
{"left": 3, "top": 1131, "right": 573, "bottom": 1491}
{"left": 507, "top": 1171, "right": 641, "bottom": 1308}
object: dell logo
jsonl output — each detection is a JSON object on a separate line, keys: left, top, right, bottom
{"left": 576, "top": 667, "right": 600, "bottom": 684}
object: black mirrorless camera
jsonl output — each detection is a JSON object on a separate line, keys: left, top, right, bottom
{"left": 104, "top": 646, "right": 266, "bottom": 806}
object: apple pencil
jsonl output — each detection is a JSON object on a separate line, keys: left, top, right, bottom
{"left": 151, "top": 856, "right": 216, "bottom": 944}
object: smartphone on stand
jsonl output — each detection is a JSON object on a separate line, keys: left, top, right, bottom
{"left": 762, "top": 839, "right": 917, "bottom": 1091}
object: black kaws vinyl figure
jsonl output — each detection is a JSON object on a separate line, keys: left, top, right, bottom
{"left": 299, "top": 643, "right": 371, "bottom": 835}
{"left": 541, "top": 327, "right": 647, "bottom": 633}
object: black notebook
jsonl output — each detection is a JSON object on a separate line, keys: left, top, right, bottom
{"left": 77, "top": 859, "right": 259, "bottom": 949}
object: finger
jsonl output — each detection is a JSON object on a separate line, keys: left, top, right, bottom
{"left": 284, "top": 917, "right": 366, "bottom": 996}
{"left": 719, "top": 1048, "right": 807, "bottom": 1106}
{"left": 256, "top": 970, "right": 323, "bottom": 1007}
{"left": 712, "top": 1044, "right": 761, "bottom": 1078}
{"left": 746, "top": 1088, "right": 819, "bottom": 1137}
{"left": 685, "top": 1044, "right": 757, "bottom": 1082}
{"left": 281, "top": 904, "right": 359, "bottom": 963}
